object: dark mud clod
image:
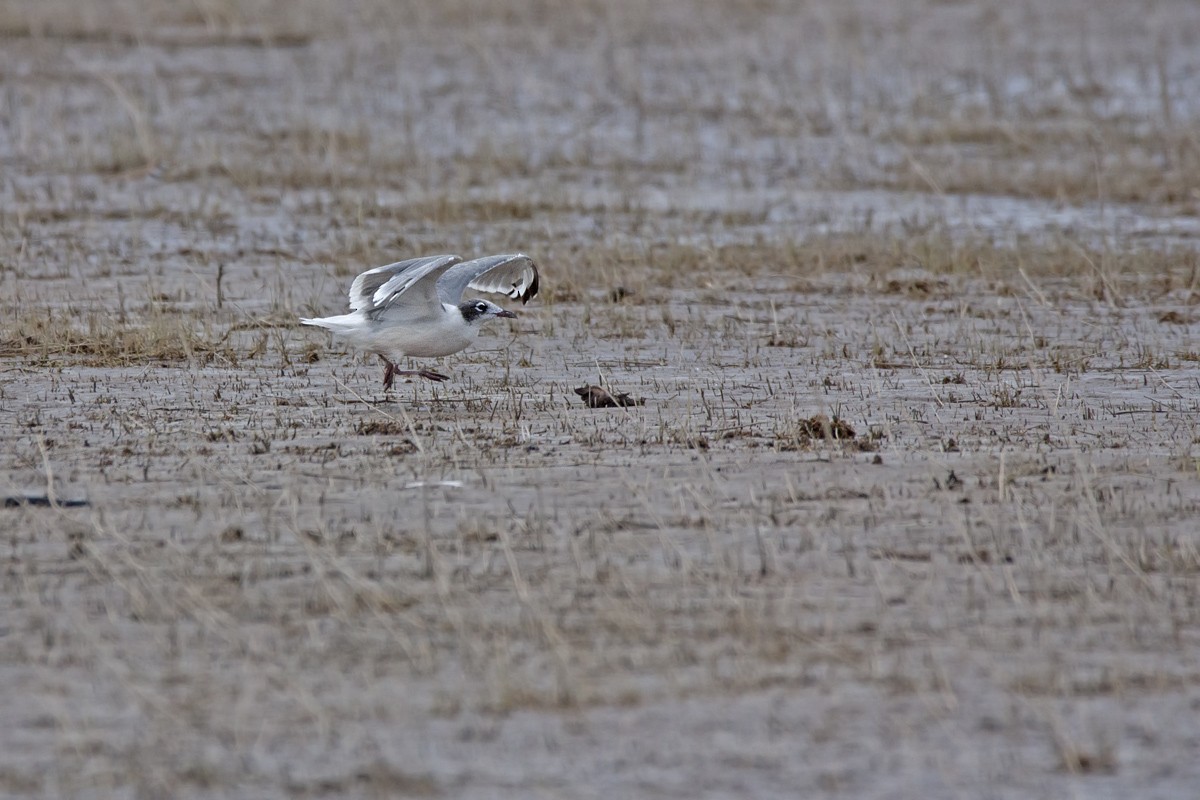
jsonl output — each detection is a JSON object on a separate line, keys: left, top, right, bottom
{"left": 4, "top": 495, "right": 90, "bottom": 508}
{"left": 796, "top": 414, "right": 855, "bottom": 440}
{"left": 219, "top": 526, "right": 245, "bottom": 543}
{"left": 355, "top": 419, "right": 409, "bottom": 436}
{"left": 574, "top": 385, "right": 645, "bottom": 408}
{"left": 936, "top": 470, "right": 963, "bottom": 490}
{"left": 779, "top": 415, "right": 875, "bottom": 452}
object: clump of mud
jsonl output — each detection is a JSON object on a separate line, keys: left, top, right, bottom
{"left": 574, "top": 385, "right": 645, "bottom": 408}
{"left": 778, "top": 415, "right": 877, "bottom": 451}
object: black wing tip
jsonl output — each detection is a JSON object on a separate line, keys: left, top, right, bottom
{"left": 520, "top": 265, "right": 540, "bottom": 304}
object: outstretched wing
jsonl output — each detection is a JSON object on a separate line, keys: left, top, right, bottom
{"left": 436, "top": 253, "right": 540, "bottom": 306}
{"left": 348, "top": 254, "right": 461, "bottom": 313}
{"left": 368, "top": 256, "right": 469, "bottom": 323}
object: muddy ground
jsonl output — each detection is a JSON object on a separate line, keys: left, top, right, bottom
{"left": 2, "top": 1, "right": 1200, "bottom": 797}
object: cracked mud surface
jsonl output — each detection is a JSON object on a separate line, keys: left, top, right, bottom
{"left": 3, "top": 1, "right": 1200, "bottom": 797}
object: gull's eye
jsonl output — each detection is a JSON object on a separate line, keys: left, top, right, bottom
{"left": 476, "top": 301, "right": 488, "bottom": 312}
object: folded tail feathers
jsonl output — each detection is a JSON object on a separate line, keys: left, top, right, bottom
{"left": 299, "top": 314, "right": 358, "bottom": 333}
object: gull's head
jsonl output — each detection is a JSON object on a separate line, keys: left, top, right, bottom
{"left": 458, "top": 298, "right": 518, "bottom": 326}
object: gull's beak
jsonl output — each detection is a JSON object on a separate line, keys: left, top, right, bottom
{"left": 496, "top": 309, "right": 518, "bottom": 319}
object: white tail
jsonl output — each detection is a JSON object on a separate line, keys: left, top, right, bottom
{"left": 299, "top": 314, "right": 359, "bottom": 335}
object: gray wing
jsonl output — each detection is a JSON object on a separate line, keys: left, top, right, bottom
{"left": 367, "top": 257, "right": 465, "bottom": 323}
{"left": 436, "top": 253, "right": 540, "bottom": 305}
{"left": 348, "top": 254, "right": 461, "bottom": 312}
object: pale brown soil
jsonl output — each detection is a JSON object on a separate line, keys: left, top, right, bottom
{"left": 2, "top": 1, "right": 1200, "bottom": 798}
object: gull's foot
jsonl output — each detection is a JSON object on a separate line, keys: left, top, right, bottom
{"left": 387, "top": 368, "right": 451, "bottom": 383}
{"left": 377, "top": 355, "right": 449, "bottom": 386}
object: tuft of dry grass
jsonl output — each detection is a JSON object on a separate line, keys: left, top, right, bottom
{"left": 0, "top": 309, "right": 228, "bottom": 365}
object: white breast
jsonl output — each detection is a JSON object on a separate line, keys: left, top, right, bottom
{"left": 368, "top": 304, "right": 475, "bottom": 359}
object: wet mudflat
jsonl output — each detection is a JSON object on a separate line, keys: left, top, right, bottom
{"left": 2, "top": 1, "right": 1200, "bottom": 797}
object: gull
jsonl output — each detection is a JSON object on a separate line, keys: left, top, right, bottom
{"left": 301, "top": 253, "right": 539, "bottom": 388}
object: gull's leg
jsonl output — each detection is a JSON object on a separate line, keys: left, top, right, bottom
{"left": 378, "top": 354, "right": 448, "bottom": 384}
{"left": 378, "top": 354, "right": 397, "bottom": 390}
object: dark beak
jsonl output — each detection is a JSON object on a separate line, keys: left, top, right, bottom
{"left": 496, "top": 309, "right": 518, "bottom": 319}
